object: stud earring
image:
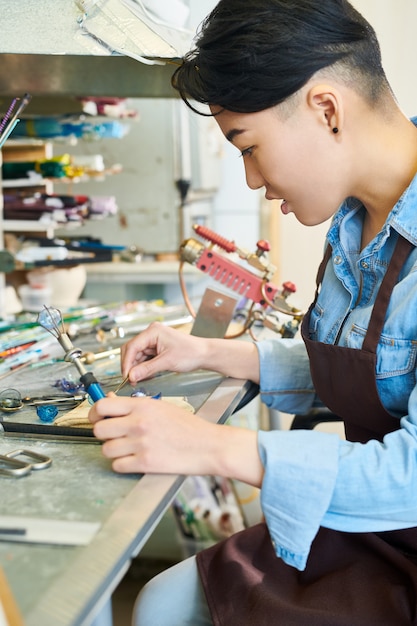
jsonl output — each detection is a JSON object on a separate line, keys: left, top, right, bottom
{"left": 332, "top": 127, "right": 339, "bottom": 134}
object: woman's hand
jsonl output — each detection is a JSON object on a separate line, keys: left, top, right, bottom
{"left": 120, "top": 321, "right": 261, "bottom": 384}
{"left": 120, "top": 322, "right": 209, "bottom": 383}
{"left": 88, "top": 394, "right": 264, "bottom": 486}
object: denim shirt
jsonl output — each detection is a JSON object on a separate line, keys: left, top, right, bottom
{"left": 255, "top": 147, "right": 417, "bottom": 571}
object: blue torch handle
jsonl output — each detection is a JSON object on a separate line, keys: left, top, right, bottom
{"left": 79, "top": 372, "right": 106, "bottom": 402}
{"left": 87, "top": 383, "right": 106, "bottom": 402}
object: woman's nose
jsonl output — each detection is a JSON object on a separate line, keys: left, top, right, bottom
{"left": 244, "top": 162, "right": 265, "bottom": 190}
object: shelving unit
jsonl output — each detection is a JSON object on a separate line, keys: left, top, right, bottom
{"left": 2, "top": 140, "right": 53, "bottom": 194}
{"left": 0, "top": 140, "right": 75, "bottom": 317}
{"left": 1, "top": 140, "right": 56, "bottom": 236}
{"left": 0, "top": 141, "right": 45, "bottom": 318}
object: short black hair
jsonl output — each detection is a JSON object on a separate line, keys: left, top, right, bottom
{"left": 172, "top": 0, "right": 391, "bottom": 114}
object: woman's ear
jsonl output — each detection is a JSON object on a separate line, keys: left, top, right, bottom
{"left": 307, "top": 84, "right": 343, "bottom": 134}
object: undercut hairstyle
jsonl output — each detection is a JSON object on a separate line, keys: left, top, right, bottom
{"left": 171, "top": 0, "right": 392, "bottom": 115}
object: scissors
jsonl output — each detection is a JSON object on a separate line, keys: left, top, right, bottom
{"left": 0, "top": 449, "right": 52, "bottom": 478}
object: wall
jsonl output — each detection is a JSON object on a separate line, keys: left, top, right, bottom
{"left": 353, "top": 0, "right": 417, "bottom": 117}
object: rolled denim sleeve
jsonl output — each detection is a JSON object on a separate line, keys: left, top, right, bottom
{"left": 255, "top": 335, "right": 341, "bottom": 571}
{"left": 256, "top": 337, "right": 316, "bottom": 415}
{"left": 257, "top": 429, "right": 340, "bottom": 570}
{"left": 323, "top": 413, "right": 417, "bottom": 530}
{"left": 257, "top": 414, "right": 417, "bottom": 574}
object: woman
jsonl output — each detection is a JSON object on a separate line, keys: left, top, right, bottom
{"left": 88, "top": 0, "right": 417, "bottom": 623}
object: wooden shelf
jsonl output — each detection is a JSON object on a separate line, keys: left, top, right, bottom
{"left": 2, "top": 219, "right": 58, "bottom": 238}
{"left": 2, "top": 177, "right": 51, "bottom": 188}
{"left": 2, "top": 140, "right": 53, "bottom": 163}
{"left": 2, "top": 142, "right": 54, "bottom": 193}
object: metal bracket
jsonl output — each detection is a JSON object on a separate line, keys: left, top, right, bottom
{"left": 191, "top": 287, "right": 238, "bottom": 338}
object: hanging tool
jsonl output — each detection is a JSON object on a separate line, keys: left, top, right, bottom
{"left": 0, "top": 93, "right": 32, "bottom": 149}
{"left": 37, "top": 306, "right": 107, "bottom": 403}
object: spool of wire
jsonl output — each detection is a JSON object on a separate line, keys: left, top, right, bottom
{"left": 0, "top": 388, "right": 23, "bottom": 413}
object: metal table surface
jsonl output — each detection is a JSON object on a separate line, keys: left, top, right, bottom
{"left": 0, "top": 355, "right": 252, "bottom": 626}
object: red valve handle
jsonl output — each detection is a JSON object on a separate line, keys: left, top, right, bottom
{"left": 193, "top": 225, "right": 237, "bottom": 253}
{"left": 256, "top": 240, "right": 271, "bottom": 253}
{"left": 282, "top": 281, "right": 297, "bottom": 294}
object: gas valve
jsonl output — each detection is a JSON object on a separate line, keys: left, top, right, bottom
{"left": 179, "top": 225, "right": 304, "bottom": 338}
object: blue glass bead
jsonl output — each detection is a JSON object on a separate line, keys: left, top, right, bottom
{"left": 37, "top": 404, "right": 59, "bottom": 423}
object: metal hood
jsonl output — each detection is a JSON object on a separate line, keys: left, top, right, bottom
{"left": 0, "top": 0, "right": 188, "bottom": 98}
{"left": 0, "top": 54, "right": 178, "bottom": 99}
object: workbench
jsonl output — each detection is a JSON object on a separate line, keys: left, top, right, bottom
{"left": 0, "top": 351, "right": 253, "bottom": 625}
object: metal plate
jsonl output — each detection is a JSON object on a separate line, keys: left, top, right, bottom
{"left": 190, "top": 288, "right": 237, "bottom": 338}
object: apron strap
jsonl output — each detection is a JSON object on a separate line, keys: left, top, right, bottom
{"left": 313, "top": 244, "right": 332, "bottom": 301}
{"left": 362, "top": 235, "right": 414, "bottom": 353}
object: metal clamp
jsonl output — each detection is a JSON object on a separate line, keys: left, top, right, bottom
{"left": 0, "top": 454, "right": 32, "bottom": 478}
{"left": 0, "top": 449, "right": 52, "bottom": 477}
{"left": 5, "top": 449, "right": 52, "bottom": 471}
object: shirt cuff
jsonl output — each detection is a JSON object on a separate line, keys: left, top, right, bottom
{"left": 256, "top": 338, "right": 316, "bottom": 415}
{"left": 257, "top": 428, "right": 340, "bottom": 570}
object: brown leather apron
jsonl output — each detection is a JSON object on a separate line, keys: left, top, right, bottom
{"left": 197, "top": 235, "right": 417, "bottom": 625}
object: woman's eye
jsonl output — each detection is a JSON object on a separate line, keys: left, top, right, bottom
{"left": 240, "top": 146, "right": 253, "bottom": 158}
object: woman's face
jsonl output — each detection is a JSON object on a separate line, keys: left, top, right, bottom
{"left": 211, "top": 101, "right": 350, "bottom": 226}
